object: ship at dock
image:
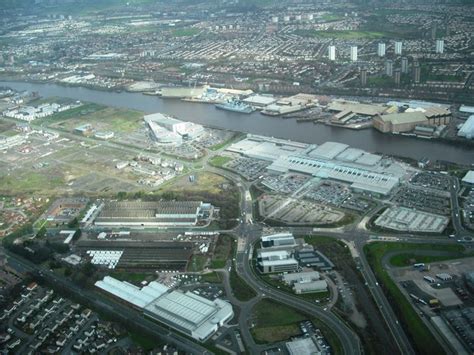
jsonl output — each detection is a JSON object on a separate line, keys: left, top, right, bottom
{"left": 215, "top": 99, "right": 255, "bottom": 114}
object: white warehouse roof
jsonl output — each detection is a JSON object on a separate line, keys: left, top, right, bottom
{"left": 458, "top": 115, "right": 474, "bottom": 139}
{"left": 95, "top": 277, "right": 233, "bottom": 341}
{"left": 462, "top": 171, "right": 474, "bottom": 184}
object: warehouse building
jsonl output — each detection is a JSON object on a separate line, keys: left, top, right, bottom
{"left": 242, "top": 94, "right": 276, "bottom": 108}
{"left": 261, "top": 233, "right": 296, "bottom": 249}
{"left": 458, "top": 115, "right": 474, "bottom": 139}
{"left": 293, "top": 280, "right": 328, "bottom": 294}
{"left": 95, "top": 276, "right": 233, "bottom": 341}
{"left": 229, "top": 137, "right": 406, "bottom": 196}
{"left": 462, "top": 171, "right": 474, "bottom": 185}
{"left": 94, "top": 201, "right": 213, "bottom": 227}
{"left": 286, "top": 336, "right": 326, "bottom": 355}
{"left": 144, "top": 113, "right": 204, "bottom": 143}
{"left": 282, "top": 271, "right": 320, "bottom": 285}
{"left": 257, "top": 250, "right": 299, "bottom": 274}
{"left": 373, "top": 112, "right": 429, "bottom": 133}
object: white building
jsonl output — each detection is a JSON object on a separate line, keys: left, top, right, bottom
{"left": 328, "top": 45, "right": 336, "bottom": 61}
{"left": 350, "top": 46, "right": 358, "bottom": 62}
{"left": 377, "top": 43, "right": 386, "bottom": 57}
{"left": 458, "top": 115, "right": 474, "bottom": 139}
{"left": 394, "top": 41, "right": 403, "bottom": 55}
{"left": 293, "top": 280, "right": 328, "bottom": 294}
{"left": 95, "top": 277, "right": 233, "bottom": 341}
{"left": 257, "top": 250, "right": 299, "bottom": 274}
{"left": 0, "top": 135, "right": 26, "bottom": 150}
{"left": 261, "top": 233, "right": 296, "bottom": 249}
{"left": 436, "top": 39, "right": 445, "bottom": 54}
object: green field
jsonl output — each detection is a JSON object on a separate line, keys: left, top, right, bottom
{"left": 210, "top": 235, "right": 233, "bottom": 269}
{"left": 229, "top": 266, "right": 256, "bottom": 302}
{"left": 1, "top": 171, "right": 64, "bottom": 193}
{"left": 251, "top": 299, "right": 306, "bottom": 343}
{"left": 201, "top": 271, "right": 222, "bottom": 283}
{"left": 170, "top": 28, "right": 200, "bottom": 37}
{"left": 296, "top": 29, "right": 386, "bottom": 39}
{"left": 208, "top": 155, "right": 232, "bottom": 168}
{"left": 364, "top": 242, "right": 455, "bottom": 355}
{"left": 390, "top": 251, "right": 473, "bottom": 267}
{"left": 189, "top": 254, "right": 208, "bottom": 272}
{"left": 52, "top": 106, "right": 143, "bottom": 133}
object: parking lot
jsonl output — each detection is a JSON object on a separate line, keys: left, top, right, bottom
{"left": 262, "top": 173, "right": 310, "bottom": 194}
{"left": 410, "top": 172, "right": 452, "bottom": 191}
{"left": 259, "top": 194, "right": 345, "bottom": 225}
{"left": 304, "top": 181, "right": 372, "bottom": 213}
{"left": 391, "top": 186, "right": 451, "bottom": 215}
{"left": 225, "top": 157, "right": 270, "bottom": 180}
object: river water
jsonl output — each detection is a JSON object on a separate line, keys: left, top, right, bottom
{"left": 2, "top": 81, "right": 473, "bottom": 165}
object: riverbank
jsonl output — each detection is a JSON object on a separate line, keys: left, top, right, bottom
{"left": 1, "top": 80, "right": 473, "bottom": 165}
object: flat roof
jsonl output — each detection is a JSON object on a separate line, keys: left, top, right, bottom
{"left": 377, "top": 112, "right": 428, "bottom": 125}
{"left": 328, "top": 100, "right": 386, "bottom": 116}
{"left": 286, "top": 337, "right": 322, "bottom": 355}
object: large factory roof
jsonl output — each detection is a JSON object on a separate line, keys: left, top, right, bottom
{"left": 458, "top": 115, "right": 474, "bottom": 139}
{"left": 242, "top": 95, "right": 276, "bottom": 106}
{"left": 269, "top": 155, "right": 398, "bottom": 195}
{"left": 308, "top": 142, "right": 349, "bottom": 160}
{"left": 144, "top": 112, "right": 182, "bottom": 126}
{"left": 377, "top": 112, "right": 428, "bottom": 125}
{"left": 99, "top": 201, "right": 202, "bottom": 217}
{"left": 95, "top": 277, "right": 233, "bottom": 341}
{"left": 327, "top": 100, "right": 386, "bottom": 116}
{"left": 227, "top": 134, "right": 308, "bottom": 161}
{"left": 462, "top": 171, "right": 474, "bottom": 184}
{"left": 95, "top": 276, "right": 168, "bottom": 308}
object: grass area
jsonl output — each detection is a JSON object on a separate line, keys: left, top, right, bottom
{"left": 251, "top": 299, "right": 306, "bottom": 343}
{"left": 129, "top": 331, "right": 161, "bottom": 350}
{"left": 36, "top": 103, "right": 104, "bottom": 126}
{"left": 0, "top": 171, "right": 64, "bottom": 193}
{"left": 170, "top": 28, "right": 200, "bottom": 37}
{"left": 390, "top": 252, "right": 474, "bottom": 267}
{"left": 229, "top": 266, "right": 256, "bottom": 302}
{"left": 189, "top": 254, "right": 208, "bottom": 272}
{"left": 52, "top": 106, "right": 143, "bottom": 133}
{"left": 210, "top": 235, "right": 233, "bottom": 269}
{"left": 296, "top": 29, "right": 386, "bottom": 40}
{"left": 364, "top": 242, "right": 450, "bottom": 355}
{"left": 110, "top": 271, "right": 150, "bottom": 283}
{"left": 208, "top": 155, "right": 232, "bottom": 168}
{"left": 201, "top": 271, "right": 222, "bottom": 283}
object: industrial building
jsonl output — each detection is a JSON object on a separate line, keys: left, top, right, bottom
{"left": 261, "top": 233, "right": 296, "bottom": 249}
{"left": 95, "top": 277, "right": 233, "bottom": 341}
{"left": 286, "top": 336, "right": 327, "bottom": 355}
{"left": 242, "top": 94, "right": 276, "bottom": 108}
{"left": 373, "top": 112, "right": 429, "bottom": 133}
{"left": 94, "top": 201, "right": 213, "bottom": 227}
{"left": 282, "top": 271, "right": 320, "bottom": 285}
{"left": 295, "top": 248, "right": 334, "bottom": 271}
{"left": 144, "top": 113, "right": 204, "bottom": 144}
{"left": 257, "top": 250, "right": 299, "bottom": 274}
{"left": 229, "top": 136, "right": 407, "bottom": 196}
{"left": 458, "top": 116, "right": 474, "bottom": 139}
{"left": 293, "top": 280, "right": 328, "bottom": 294}
{"left": 462, "top": 171, "right": 474, "bottom": 185}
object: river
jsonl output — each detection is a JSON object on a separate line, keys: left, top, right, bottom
{"left": 1, "top": 81, "right": 473, "bottom": 165}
